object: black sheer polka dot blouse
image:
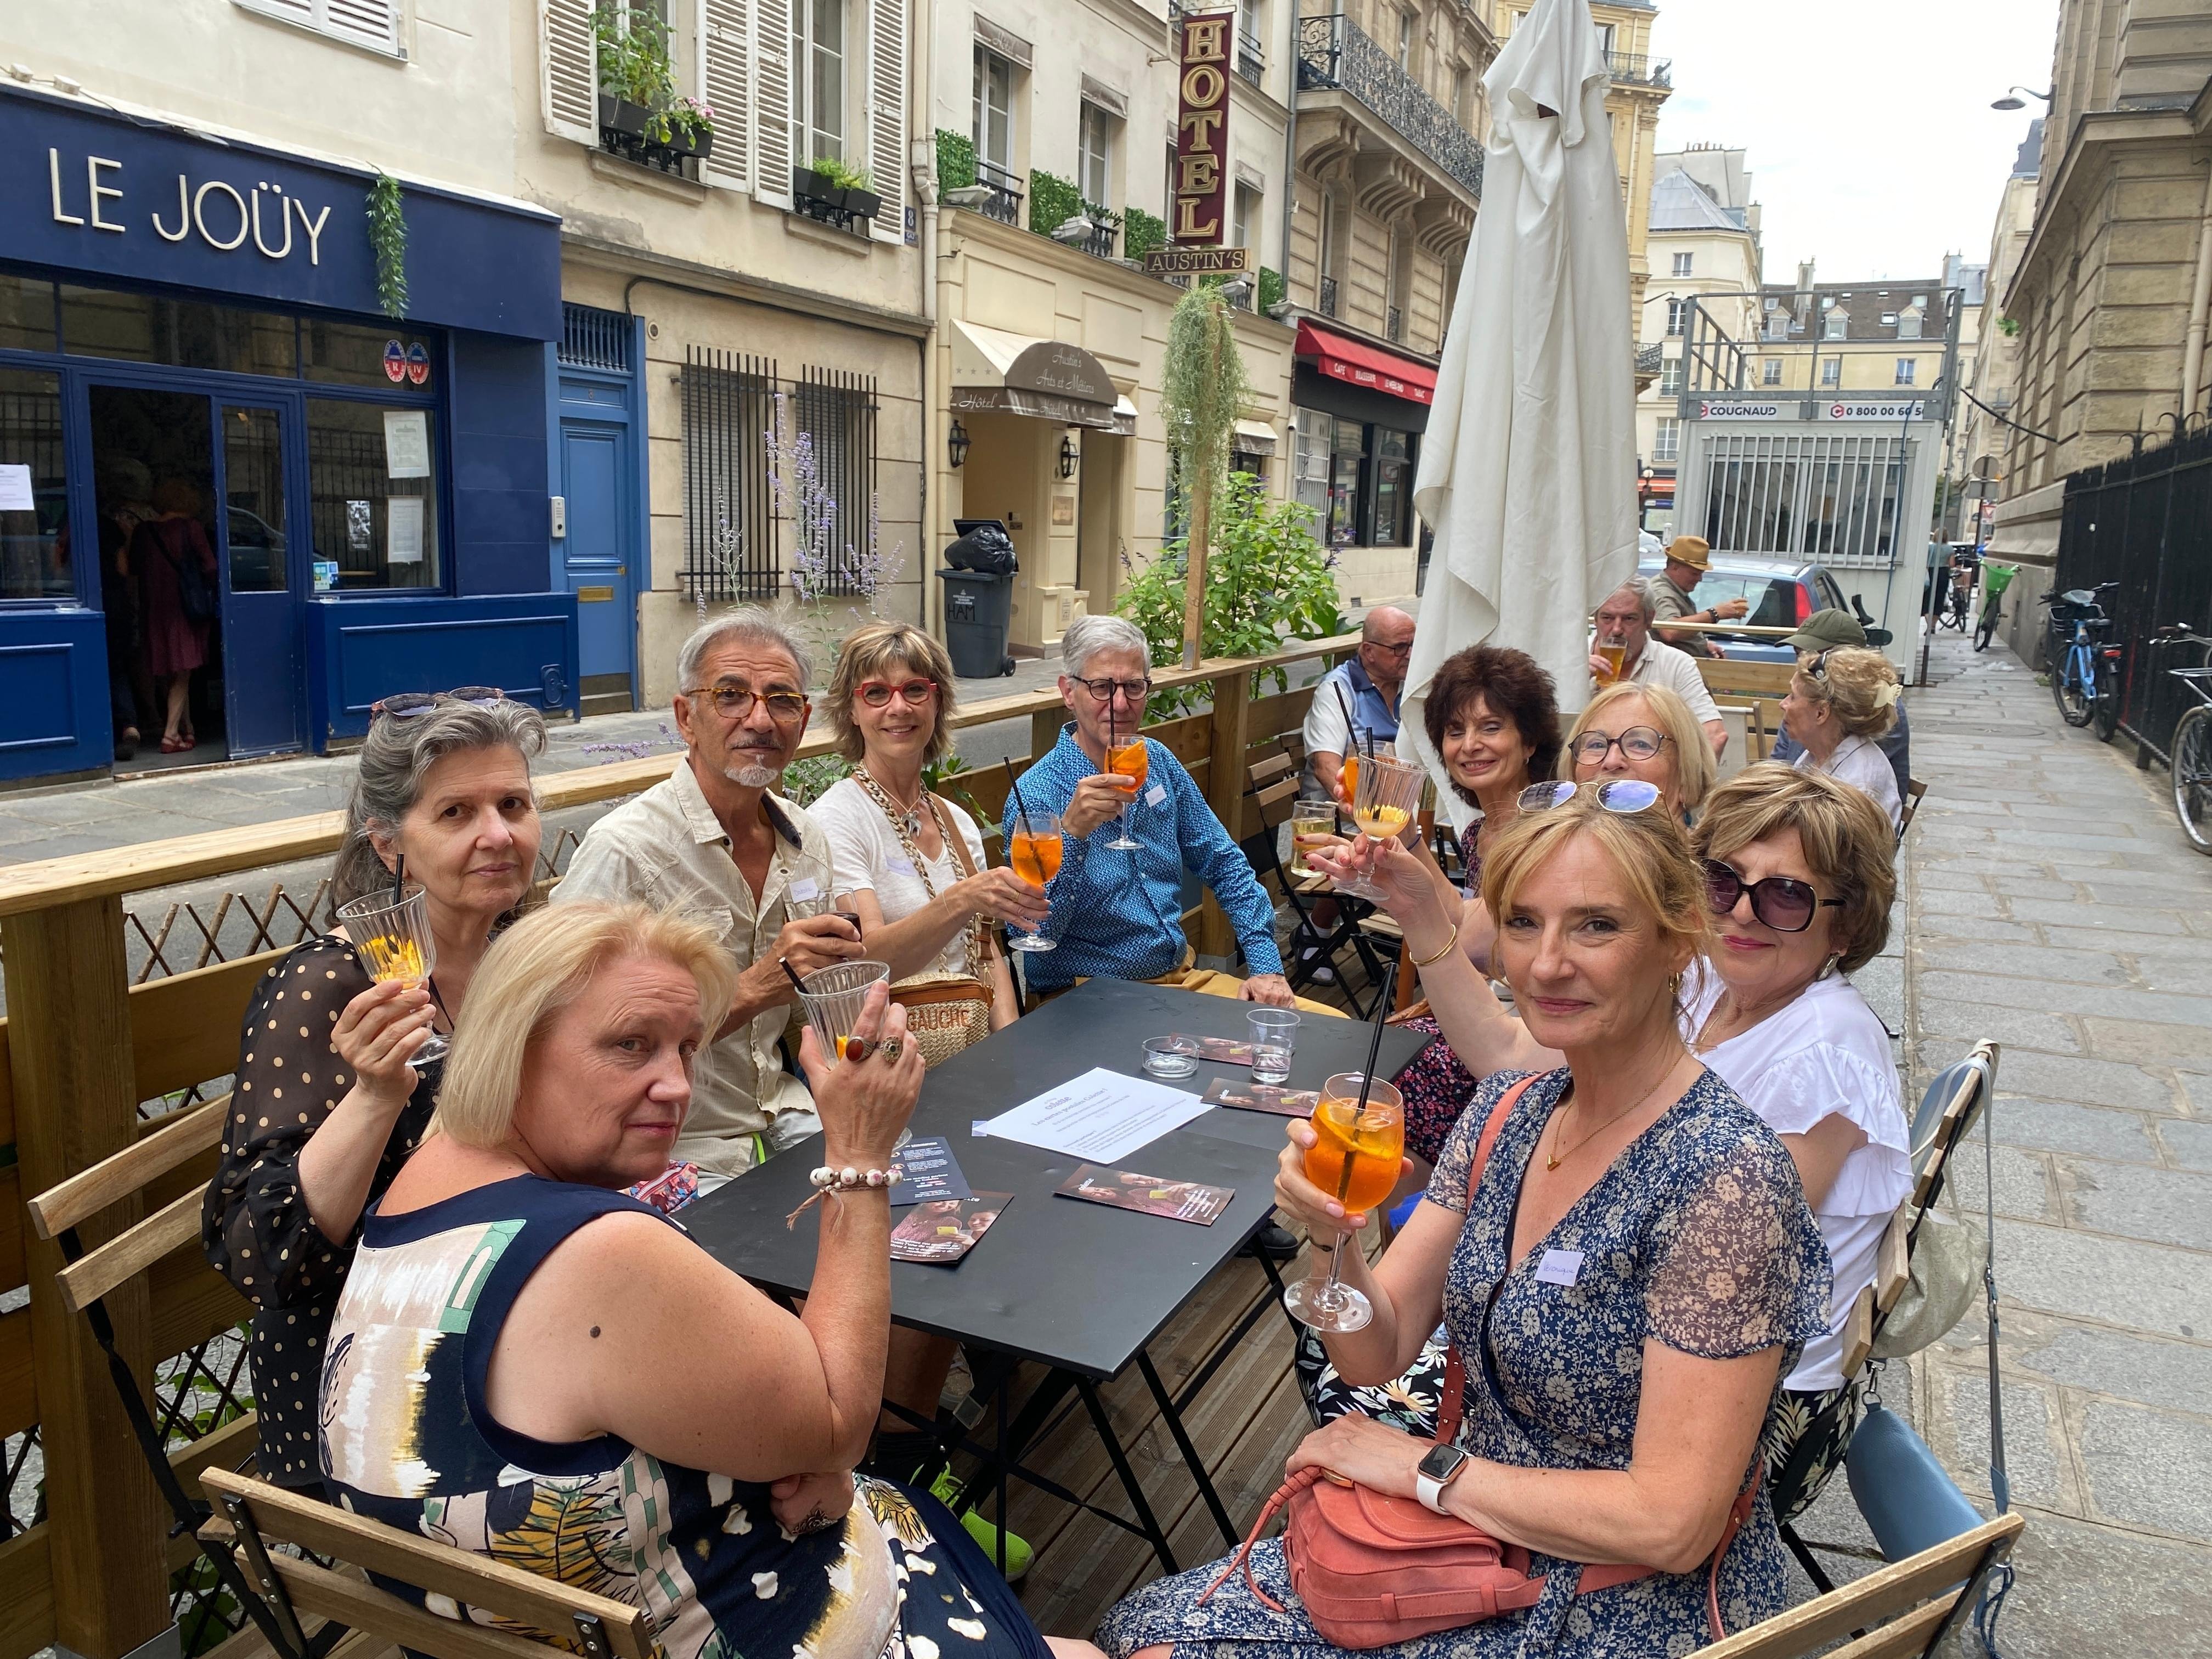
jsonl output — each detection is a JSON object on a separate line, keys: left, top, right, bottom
{"left": 199, "top": 935, "right": 437, "bottom": 1488}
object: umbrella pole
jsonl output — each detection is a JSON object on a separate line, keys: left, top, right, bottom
{"left": 1181, "top": 317, "right": 1223, "bottom": 670}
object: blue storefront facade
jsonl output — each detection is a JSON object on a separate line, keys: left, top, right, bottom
{"left": 0, "top": 86, "right": 578, "bottom": 783}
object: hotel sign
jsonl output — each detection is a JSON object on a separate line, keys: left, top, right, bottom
{"left": 1172, "top": 9, "right": 1233, "bottom": 245}
{"left": 1142, "top": 245, "right": 1249, "bottom": 276}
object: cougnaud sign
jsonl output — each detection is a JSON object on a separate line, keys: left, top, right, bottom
{"left": 0, "top": 85, "right": 563, "bottom": 342}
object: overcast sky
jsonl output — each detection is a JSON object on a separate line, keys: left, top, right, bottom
{"left": 1650, "top": 0, "right": 2062, "bottom": 283}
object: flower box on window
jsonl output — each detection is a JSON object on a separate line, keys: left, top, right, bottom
{"left": 659, "top": 123, "right": 715, "bottom": 162}
{"left": 599, "top": 94, "right": 652, "bottom": 137}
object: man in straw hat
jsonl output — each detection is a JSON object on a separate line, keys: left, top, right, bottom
{"left": 1649, "top": 535, "right": 1748, "bottom": 658}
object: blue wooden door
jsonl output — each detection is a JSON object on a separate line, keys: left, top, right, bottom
{"left": 216, "top": 400, "right": 304, "bottom": 755}
{"left": 556, "top": 419, "right": 635, "bottom": 695}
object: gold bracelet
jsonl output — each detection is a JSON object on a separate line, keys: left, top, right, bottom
{"left": 1410, "top": 924, "right": 1462, "bottom": 969}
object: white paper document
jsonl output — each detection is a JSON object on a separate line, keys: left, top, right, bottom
{"left": 386, "top": 495, "right": 426, "bottom": 563}
{"left": 382, "top": 410, "right": 431, "bottom": 478}
{"left": 0, "top": 465, "right": 33, "bottom": 512}
{"left": 977, "top": 1066, "right": 1211, "bottom": 1165}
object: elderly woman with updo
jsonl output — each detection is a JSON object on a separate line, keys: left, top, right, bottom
{"left": 202, "top": 691, "right": 545, "bottom": 1489}
{"left": 1779, "top": 646, "right": 1904, "bottom": 833}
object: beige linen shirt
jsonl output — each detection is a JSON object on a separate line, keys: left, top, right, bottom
{"left": 551, "top": 762, "right": 828, "bottom": 1177}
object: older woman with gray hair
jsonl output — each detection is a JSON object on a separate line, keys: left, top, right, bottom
{"left": 201, "top": 688, "right": 548, "bottom": 1489}
{"left": 1001, "top": 614, "right": 1294, "bottom": 1006}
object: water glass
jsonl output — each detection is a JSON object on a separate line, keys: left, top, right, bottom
{"left": 796, "top": 959, "right": 891, "bottom": 1060}
{"left": 1290, "top": 798, "right": 1338, "bottom": 877}
{"left": 335, "top": 885, "right": 447, "bottom": 1064}
{"left": 1248, "top": 1009, "right": 1300, "bottom": 1085}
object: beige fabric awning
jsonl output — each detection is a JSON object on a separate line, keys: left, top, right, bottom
{"left": 950, "top": 321, "right": 1136, "bottom": 435}
{"left": 1232, "top": 418, "right": 1278, "bottom": 456}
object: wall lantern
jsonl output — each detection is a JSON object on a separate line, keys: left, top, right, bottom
{"left": 1058, "top": 433, "right": 1080, "bottom": 479}
{"left": 947, "top": 417, "right": 972, "bottom": 469}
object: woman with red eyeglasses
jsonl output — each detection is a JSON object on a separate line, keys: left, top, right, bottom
{"left": 1303, "top": 763, "right": 1906, "bottom": 1525}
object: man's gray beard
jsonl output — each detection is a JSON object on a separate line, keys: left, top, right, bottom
{"left": 723, "top": 759, "right": 778, "bottom": 788}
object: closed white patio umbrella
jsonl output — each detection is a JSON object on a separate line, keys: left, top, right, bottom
{"left": 1401, "top": 0, "right": 1637, "bottom": 828}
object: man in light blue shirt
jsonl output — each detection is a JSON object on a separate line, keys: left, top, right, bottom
{"left": 1301, "top": 605, "right": 1414, "bottom": 800}
{"left": 1003, "top": 614, "right": 1294, "bottom": 1005}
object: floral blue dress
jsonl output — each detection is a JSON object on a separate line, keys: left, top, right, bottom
{"left": 1098, "top": 1066, "right": 1831, "bottom": 1659}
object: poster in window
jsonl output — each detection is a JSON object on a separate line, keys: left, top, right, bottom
{"left": 346, "top": 500, "right": 373, "bottom": 555}
{"left": 0, "top": 465, "right": 33, "bottom": 513}
{"left": 382, "top": 410, "right": 431, "bottom": 479}
{"left": 386, "top": 496, "right": 426, "bottom": 565}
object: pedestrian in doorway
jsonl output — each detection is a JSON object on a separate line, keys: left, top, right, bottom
{"left": 1649, "top": 535, "right": 1748, "bottom": 659}
{"left": 98, "top": 461, "right": 156, "bottom": 761}
{"left": 131, "top": 477, "right": 218, "bottom": 754}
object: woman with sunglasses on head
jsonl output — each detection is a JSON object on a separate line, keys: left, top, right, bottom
{"left": 202, "top": 688, "right": 546, "bottom": 1491}
{"left": 1310, "top": 764, "right": 1905, "bottom": 1522}
{"left": 1779, "top": 646, "right": 1903, "bottom": 833}
{"left": 1564, "top": 681, "right": 1714, "bottom": 822}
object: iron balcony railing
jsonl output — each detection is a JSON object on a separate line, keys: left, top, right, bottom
{"left": 1386, "top": 306, "right": 1403, "bottom": 343}
{"left": 971, "top": 159, "right": 1024, "bottom": 225}
{"left": 1635, "top": 342, "right": 1664, "bottom": 377}
{"left": 1605, "top": 52, "right": 1672, "bottom": 86}
{"left": 1237, "top": 29, "right": 1265, "bottom": 84}
{"left": 1296, "top": 14, "right": 1485, "bottom": 201}
{"left": 1319, "top": 275, "right": 1340, "bottom": 318}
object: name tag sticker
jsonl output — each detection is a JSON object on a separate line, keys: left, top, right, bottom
{"left": 885, "top": 855, "right": 917, "bottom": 877}
{"left": 787, "top": 876, "right": 822, "bottom": 902}
{"left": 1145, "top": 783, "right": 1169, "bottom": 807}
{"left": 1534, "top": 1248, "right": 1584, "bottom": 1287}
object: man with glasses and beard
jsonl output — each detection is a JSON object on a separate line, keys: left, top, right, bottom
{"left": 1004, "top": 615, "right": 1295, "bottom": 1008}
{"left": 554, "top": 609, "right": 865, "bottom": 1181}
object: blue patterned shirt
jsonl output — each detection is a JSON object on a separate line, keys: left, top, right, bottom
{"left": 1002, "top": 724, "right": 1283, "bottom": 992}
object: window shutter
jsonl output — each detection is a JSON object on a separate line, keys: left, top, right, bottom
{"left": 866, "top": 0, "right": 907, "bottom": 244}
{"left": 543, "top": 0, "right": 598, "bottom": 143}
{"left": 321, "top": 0, "right": 399, "bottom": 53}
{"left": 752, "top": 0, "right": 794, "bottom": 208}
{"left": 699, "top": 0, "right": 752, "bottom": 191}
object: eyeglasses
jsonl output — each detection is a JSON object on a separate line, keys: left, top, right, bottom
{"left": 1570, "top": 726, "right": 1671, "bottom": 764}
{"left": 1075, "top": 676, "right": 1152, "bottom": 703}
{"left": 857, "top": 679, "right": 937, "bottom": 708}
{"left": 1518, "top": 778, "right": 1663, "bottom": 814}
{"left": 1703, "top": 858, "right": 1843, "bottom": 933}
{"left": 684, "top": 682, "right": 809, "bottom": 721}
{"left": 371, "top": 686, "right": 506, "bottom": 720}
{"left": 1365, "top": 639, "right": 1414, "bottom": 658}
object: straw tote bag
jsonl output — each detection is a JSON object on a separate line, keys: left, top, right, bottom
{"left": 854, "top": 773, "right": 997, "bottom": 1068}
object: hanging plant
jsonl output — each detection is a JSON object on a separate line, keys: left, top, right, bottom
{"left": 367, "top": 173, "right": 408, "bottom": 320}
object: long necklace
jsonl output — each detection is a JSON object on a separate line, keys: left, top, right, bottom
{"left": 858, "top": 765, "right": 928, "bottom": 838}
{"left": 1541, "top": 1061, "right": 1680, "bottom": 1171}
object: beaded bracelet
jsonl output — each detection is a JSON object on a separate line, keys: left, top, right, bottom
{"left": 784, "top": 1162, "right": 904, "bottom": 1229}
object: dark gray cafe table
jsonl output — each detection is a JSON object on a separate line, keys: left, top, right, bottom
{"left": 681, "top": 977, "right": 1430, "bottom": 1577}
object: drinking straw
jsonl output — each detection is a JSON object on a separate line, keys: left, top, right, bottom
{"left": 390, "top": 852, "right": 405, "bottom": 907}
{"left": 1004, "top": 755, "right": 1033, "bottom": 822}
{"left": 1351, "top": 959, "right": 1398, "bottom": 1117}
{"left": 1334, "top": 682, "right": 1366, "bottom": 761}
{"left": 778, "top": 958, "right": 809, "bottom": 997}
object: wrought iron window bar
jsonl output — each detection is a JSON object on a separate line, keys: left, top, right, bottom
{"left": 1605, "top": 52, "right": 1672, "bottom": 87}
{"left": 1237, "top": 30, "right": 1266, "bottom": 84}
{"left": 1319, "top": 275, "right": 1340, "bottom": 318}
{"left": 1295, "top": 14, "right": 1484, "bottom": 201}
{"left": 971, "top": 159, "right": 1025, "bottom": 225}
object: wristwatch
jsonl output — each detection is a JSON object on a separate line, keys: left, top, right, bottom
{"left": 1414, "top": 1444, "right": 1470, "bottom": 1514}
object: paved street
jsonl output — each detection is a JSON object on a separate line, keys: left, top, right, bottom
{"left": 1783, "top": 630, "right": 2212, "bottom": 1654}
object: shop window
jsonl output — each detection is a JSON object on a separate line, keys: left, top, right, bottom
{"left": 1307, "top": 416, "right": 1418, "bottom": 550}
{"left": 793, "top": 0, "right": 849, "bottom": 165}
{"left": 307, "top": 398, "right": 439, "bottom": 591}
{"left": 302, "top": 319, "right": 439, "bottom": 389}
{"left": 1372, "top": 428, "right": 1414, "bottom": 548}
{"left": 60, "top": 287, "right": 297, "bottom": 376}
{"left": 0, "top": 369, "right": 68, "bottom": 601}
{"left": 0, "top": 276, "right": 58, "bottom": 354}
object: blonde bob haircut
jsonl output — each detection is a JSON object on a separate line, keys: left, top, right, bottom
{"left": 433, "top": 901, "right": 738, "bottom": 1149}
{"left": 1793, "top": 646, "right": 1900, "bottom": 740}
{"left": 1562, "top": 680, "right": 1716, "bottom": 815}
{"left": 1479, "top": 787, "right": 1712, "bottom": 976}
{"left": 823, "top": 620, "right": 960, "bottom": 765}
{"left": 1694, "top": 763, "right": 1897, "bottom": 975}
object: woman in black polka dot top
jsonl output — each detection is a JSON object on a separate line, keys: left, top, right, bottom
{"left": 200, "top": 693, "right": 546, "bottom": 1489}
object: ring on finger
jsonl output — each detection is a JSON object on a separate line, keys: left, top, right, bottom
{"left": 878, "top": 1037, "right": 902, "bottom": 1062}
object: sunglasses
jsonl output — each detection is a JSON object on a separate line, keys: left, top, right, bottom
{"left": 857, "top": 678, "right": 938, "bottom": 708}
{"left": 1703, "top": 858, "right": 1843, "bottom": 933}
{"left": 371, "top": 686, "right": 506, "bottom": 720}
{"left": 1571, "top": 726, "right": 1670, "bottom": 764}
{"left": 685, "top": 682, "right": 809, "bottom": 722}
{"left": 1518, "top": 778, "right": 1663, "bottom": 814}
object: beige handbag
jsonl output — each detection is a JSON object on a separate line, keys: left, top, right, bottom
{"left": 853, "top": 772, "right": 998, "bottom": 1068}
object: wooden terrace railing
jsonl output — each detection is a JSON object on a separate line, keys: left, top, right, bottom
{"left": 0, "top": 631, "right": 1356, "bottom": 1659}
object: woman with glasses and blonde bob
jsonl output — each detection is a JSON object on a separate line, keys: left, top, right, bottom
{"left": 811, "top": 622, "right": 1039, "bottom": 1035}
{"left": 1779, "top": 646, "right": 1903, "bottom": 833}
{"left": 1564, "top": 680, "right": 1714, "bottom": 821}
{"left": 1105, "top": 789, "right": 1829, "bottom": 1659}
{"left": 1305, "top": 763, "right": 1906, "bottom": 1526}
{"left": 202, "top": 689, "right": 546, "bottom": 1490}
{"left": 319, "top": 901, "right": 1097, "bottom": 1659}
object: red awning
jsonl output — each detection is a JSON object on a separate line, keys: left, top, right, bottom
{"left": 1294, "top": 322, "right": 1437, "bottom": 406}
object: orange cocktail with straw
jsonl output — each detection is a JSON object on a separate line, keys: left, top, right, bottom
{"left": 1007, "top": 809, "right": 1062, "bottom": 952}
{"left": 1282, "top": 1073, "right": 1404, "bottom": 1333}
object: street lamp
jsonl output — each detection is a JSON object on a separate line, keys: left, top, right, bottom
{"left": 947, "top": 418, "right": 971, "bottom": 469}
{"left": 1990, "top": 86, "right": 2052, "bottom": 111}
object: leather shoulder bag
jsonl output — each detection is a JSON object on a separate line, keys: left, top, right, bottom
{"left": 855, "top": 774, "right": 997, "bottom": 1069}
{"left": 1201, "top": 1074, "right": 1759, "bottom": 1649}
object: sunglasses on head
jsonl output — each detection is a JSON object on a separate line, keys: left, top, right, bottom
{"left": 1703, "top": 858, "right": 1843, "bottom": 933}
{"left": 857, "top": 678, "right": 938, "bottom": 708}
{"left": 371, "top": 686, "right": 506, "bottom": 720}
{"left": 1518, "top": 778, "right": 1663, "bottom": 815}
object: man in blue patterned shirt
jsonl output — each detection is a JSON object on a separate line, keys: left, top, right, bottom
{"left": 1003, "top": 615, "right": 1295, "bottom": 1006}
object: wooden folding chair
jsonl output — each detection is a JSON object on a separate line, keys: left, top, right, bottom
{"left": 198, "top": 1467, "right": 655, "bottom": 1659}
{"left": 1701, "top": 1514, "right": 2023, "bottom": 1659}
{"left": 24, "top": 1097, "right": 308, "bottom": 1658}
{"left": 1899, "top": 778, "right": 1928, "bottom": 835}
{"left": 1238, "top": 748, "right": 1386, "bottom": 1015}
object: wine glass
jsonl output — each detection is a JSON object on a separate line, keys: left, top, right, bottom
{"left": 1106, "top": 737, "right": 1148, "bottom": 851}
{"left": 1281, "top": 1073, "right": 1405, "bottom": 1333}
{"left": 335, "top": 886, "right": 447, "bottom": 1065}
{"left": 1006, "top": 810, "right": 1062, "bottom": 952}
{"left": 1334, "top": 754, "right": 1425, "bottom": 902}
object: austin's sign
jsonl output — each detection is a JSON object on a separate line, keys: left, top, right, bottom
{"left": 1142, "top": 245, "right": 1249, "bottom": 276}
{"left": 1172, "top": 10, "right": 1233, "bottom": 244}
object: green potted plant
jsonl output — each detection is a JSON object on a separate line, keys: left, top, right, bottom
{"left": 592, "top": 4, "right": 672, "bottom": 138}
{"left": 656, "top": 95, "right": 716, "bottom": 160}
{"left": 794, "top": 156, "right": 849, "bottom": 211}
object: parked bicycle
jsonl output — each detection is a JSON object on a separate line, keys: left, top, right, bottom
{"left": 1975, "top": 561, "right": 2019, "bottom": 652}
{"left": 2150, "top": 623, "right": 2212, "bottom": 854}
{"left": 2040, "top": 581, "right": 2123, "bottom": 740}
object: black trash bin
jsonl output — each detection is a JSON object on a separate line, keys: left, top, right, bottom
{"left": 939, "top": 518, "right": 1019, "bottom": 678}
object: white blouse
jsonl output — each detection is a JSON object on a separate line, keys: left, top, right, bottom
{"left": 810, "top": 777, "right": 989, "bottom": 979}
{"left": 1681, "top": 960, "right": 1911, "bottom": 1392}
{"left": 1794, "top": 732, "right": 1902, "bottom": 834}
